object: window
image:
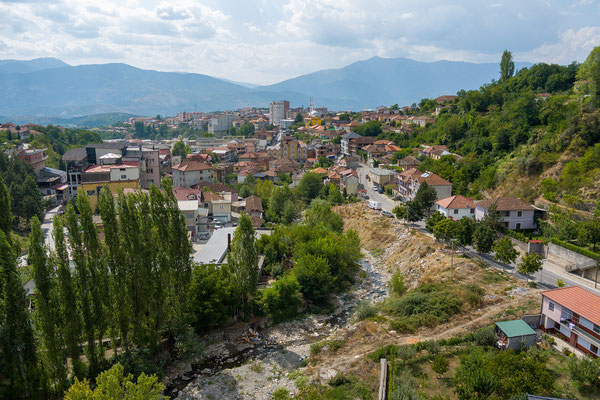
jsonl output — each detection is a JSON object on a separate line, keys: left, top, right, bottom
{"left": 121, "top": 175, "right": 127, "bottom": 179}
{"left": 548, "top": 302, "right": 555, "bottom": 311}
{"left": 120, "top": 168, "right": 126, "bottom": 172}
{"left": 87, "top": 190, "right": 95, "bottom": 195}
{"left": 594, "top": 324, "right": 600, "bottom": 334}
{"left": 454, "top": 209, "right": 459, "bottom": 214}
{"left": 470, "top": 208, "right": 474, "bottom": 214}
{"left": 516, "top": 223, "right": 521, "bottom": 230}
{"left": 592, "top": 344, "right": 599, "bottom": 354}
{"left": 517, "top": 211, "right": 523, "bottom": 217}
{"left": 554, "top": 321, "right": 561, "bottom": 330}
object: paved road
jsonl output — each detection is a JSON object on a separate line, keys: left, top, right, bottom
{"left": 40, "top": 205, "right": 61, "bottom": 252}
{"left": 356, "top": 164, "right": 396, "bottom": 212}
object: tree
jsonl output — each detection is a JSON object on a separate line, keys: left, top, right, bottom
{"left": 261, "top": 273, "right": 302, "bottom": 323}
{"left": 293, "top": 252, "right": 333, "bottom": 306}
{"left": 281, "top": 200, "right": 299, "bottom": 224}
{"left": 392, "top": 204, "right": 406, "bottom": 220}
{"left": 405, "top": 200, "right": 424, "bottom": 223}
{"left": 577, "top": 46, "right": 600, "bottom": 104}
{"left": 433, "top": 218, "right": 455, "bottom": 241}
{"left": 228, "top": 213, "right": 259, "bottom": 317}
{"left": 29, "top": 216, "right": 67, "bottom": 393}
{"left": 580, "top": 218, "right": 600, "bottom": 251}
{"left": 64, "top": 363, "right": 166, "bottom": 400}
{"left": 0, "top": 231, "right": 41, "bottom": 398}
{"left": 303, "top": 200, "right": 344, "bottom": 233}
{"left": 52, "top": 215, "right": 84, "bottom": 378}
{"left": 297, "top": 172, "right": 323, "bottom": 201}
{"left": 454, "top": 217, "right": 475, "bottom": 246}
{"left": 172, "top": 140, "right": 190, "bottom": 157}
{"left": 518, "top": 252, "right": 543, "bottom": 278}
{"left": 500, "top": 50, "right": 515, "bottom": 82}
{"left": 432, "top": 355, "right": 449, "bottom": 377}
{"left": 294, "top": 112, "right": 304, "bottom": 124}
{"left": 493, "top": 236, "right": 518, "bottom": 268}
{"left": 189, "top": 263, "right": 236, "bottom": 333}
{"left": 0, "top": 177, "right": 11, "bottom": 236}
{"left": 414, "top": 182, "right": 437, "bottom": 216}
{"left": 568, "top": 355, "right": 600, "bottom": 390}
{"left": 426, "top": 212, "right": 446, "bottom": 233}
{"left": 474, "top": 223, "right": 495, "bottom": 253}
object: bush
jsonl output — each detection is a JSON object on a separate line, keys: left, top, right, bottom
{"left": 568, "top": 355, "right": 600, "bottom": 389}
{"left": 272, "top": 387, "right": 292, "bottom": 400}
{"left": 474, "top": 326, "right": 496, "bottom": 347}
{"left": 354, "top": 300, "right": 378, "bottom": 321}
{"left": 432, "top": 355, "right": 449, "bottom": 376}
{"left": 389, "top": 271, "right": 406, "bottom": 296}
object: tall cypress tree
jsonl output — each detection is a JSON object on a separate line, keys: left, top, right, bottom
{"left": 52, "top": 215, "right": 84, "bottom": 378}
{"left": 29, "top": 216, "right": 66, "bottom": 393}
{"left": 0, "top": 231, "right": 41, "bottom": 399}
{"left": 65, "top": 203, "right": 98, "bottom": 375}
{"left": 0, "top": 177, "right": 11, "bottom": 237}
{"left": 228, "top": 212, "right": 258, "bottom": 318}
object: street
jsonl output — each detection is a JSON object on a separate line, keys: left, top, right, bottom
{"left": 356, "top": 164, "right": 396, "bottom": 212}
{"left": 40, "top": 205, "right": 61, "bottom": 252}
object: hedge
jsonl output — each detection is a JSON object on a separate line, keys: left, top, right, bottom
{"left": 550, "top": 238, "right": 600, "bottom": 262}
{"left": 506, "top": 230, "right": 529, "bottom": 243}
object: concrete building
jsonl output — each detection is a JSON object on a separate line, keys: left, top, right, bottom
{"left": 475, "top": 196, "right": 536, "bottom": 230}
{"left": 435, "top": 195, "right": 476, "bottom": 219}
{"left": 172, "top": 159, "right": 214, "bottom": 188}
{"left": 495, "top": 320, "right": 537, "bottom": 350}
{"left": 340, "top": 132, "right": 361, "bottom": 156}
{"left": 394, "top": 168, "right": 452, "bottom": 205}
{"left": 279, "top": 119, "right": 295, "bottom": 129}
{"left": 208, "top": 114, "right": 236, "bottom": 137}
{"left": 269, "top": 100, "right": 289, "bottom": 125}
{"left": 541, "top": 286, "right": 600, "bottom": 358}
{"left": 17, "top": 147, "right": 47, "bottom": 172}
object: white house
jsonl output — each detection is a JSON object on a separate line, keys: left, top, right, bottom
{"left": 435, "top": 195, "right": 476, "bottom": 219}
{"left": 475, "top": 196, "right": 536, "bottom": 230}
{"left": 172, "top": 159, "right": 214, "bottom": 188}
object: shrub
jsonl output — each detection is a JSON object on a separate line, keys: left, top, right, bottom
{"left": 432, "top": 355, "right": 449, "bottom": 376}
{"left": 355, "top": 300, "right": 378, "bottom": 321}
{"left": 389, "top": 271, "right": 406, "bottom": 296}
{"left": 568, "top": 355, "right": 600, "bottom": 389}
{"left": 474, "top": 326, "right": 496, "bottom": 347}
{"left": 272, "top": 387, "right": 292, "bottom": 400}
{"left": 261, "top": 273, "right": 302, "bottom": 323}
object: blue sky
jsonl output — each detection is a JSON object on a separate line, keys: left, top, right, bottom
{"left": 0, "top": 0, "right": 599, "bottom": 84}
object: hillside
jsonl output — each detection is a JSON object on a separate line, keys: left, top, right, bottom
{"left": 0, "top": 56, "right": 532, "bottom": 120}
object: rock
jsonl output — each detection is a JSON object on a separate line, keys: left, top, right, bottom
{"left": 201, "top": 368, "right": 211, "bottom": 374}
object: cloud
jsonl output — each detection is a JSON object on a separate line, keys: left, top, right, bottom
{"left": 519, "top": 26, "right": 600, "bottom": 63}
{"left": 155, "top": 3, "right": 192, "bottom": 20}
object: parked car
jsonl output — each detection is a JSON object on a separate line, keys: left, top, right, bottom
{"left": 368, "top": 200, "right": 382, "bottom": 210}
{"left": 372, "top": 185, "right": 378, "bottom": 191}
{"left": 381, "top": 210, "right": 393, "bottom": 217}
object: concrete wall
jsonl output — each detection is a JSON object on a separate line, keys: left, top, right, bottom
{"left": 545, "top": 242, "right": 597, "bottom": 272}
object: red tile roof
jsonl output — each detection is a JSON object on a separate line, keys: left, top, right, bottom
{"left": 476, "top": 196, "right": 534, "bottom": 211}
{"left": 435, "top": 195, "right": 476, "bottom": 209}
{"left": 542, "top": 286, "right": 600, "bottom": 326}
{"left": 173, "top": 160, "right": 213, "bottom": 172}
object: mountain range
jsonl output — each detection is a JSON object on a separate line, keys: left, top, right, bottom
{"left": 0, "top": 56, "right": 532, "bottom": 124}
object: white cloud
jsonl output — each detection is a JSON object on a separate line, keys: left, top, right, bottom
{"left": 0, "top": 0, "right": 598, "bottom": 84}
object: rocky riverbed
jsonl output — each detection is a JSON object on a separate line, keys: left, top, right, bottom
{"left": 171, "top": 255, "right": 388, "bottom": 400}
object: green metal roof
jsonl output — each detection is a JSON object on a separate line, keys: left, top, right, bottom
{"left": 496, "top": 320, "right": 536, "bottom": 338}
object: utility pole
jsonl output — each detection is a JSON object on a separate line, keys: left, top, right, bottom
{"left": 451, "top": 240, "right": 454, "bottom": 275}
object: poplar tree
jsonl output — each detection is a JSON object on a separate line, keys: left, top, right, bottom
{"left": 76, "top": 192, "right": 109, "bottom": 365}
{"left": 228, "top": 212, "right": 258, "bottom": 317}
{"left": 52, "top": 215, "right": 84, "bottom": 378}
{"left": 0, "top": 231, "right": 41, "bottom": 399}
{"left": 0, "top": 176, "right": 11, "bottom": 237}
{"left": 98, "top": 187, "right": 130, "bottom": 350}
{"left": 65, "top": 203, "right": 98, "bottom": 375}
{"left": 29, "top": 216, "right": 66, "bottom": 393}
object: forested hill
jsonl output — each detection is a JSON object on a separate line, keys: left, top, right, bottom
{"left": 383, "top": 48, "right": 600, "bottom": 214}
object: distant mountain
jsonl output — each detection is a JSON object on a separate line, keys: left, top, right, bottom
{"left": 217, "top": 77, "right": 260, "bottom": 89}
{"left": 0, "top": 113, "right": 139, "bottom": 128}
{"left": 0, "top": 57, "right": 69, "bottom": 74}
{"left": 0, "top": 56, "right": 533, "bottom": 122}
{"left": 257, "top": 56, "right": 531, "bottom": 109}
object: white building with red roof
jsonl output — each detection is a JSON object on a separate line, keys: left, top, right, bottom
{"left": 435, "top": 195, "right": 476, "bottom": 219}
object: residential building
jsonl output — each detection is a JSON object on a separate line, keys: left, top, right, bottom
{"left": 36, "top": 167, "right": 67, "bottom": 202}
{"left": 208, "top": 114, "right": 236, "bottom": 137}
{"left": 435, "top": 195, "right": 476, "bottom": 219}
{"left": 280, "top": 119, "right": 295, "bottom": 129}
{"left": 62, "top": 147, "right": 89, "bottom": 199}
{"left": 244, "top": 195, "right": 263, "bottom": 219}
{"left": 368, "top": 167, "right": 397, "bottom": 187}
{"left": 475, "top": 196, "right": 536, "bottom": 230}
{"left": 398, "top": 156, "right": 420, "bottom": 170}
{"left": 79, "top": 161, "right": 141, "bottom": 209}
{"left": 349, "top": 135, "right": 376, "bottom": 156}
{"left": 541, "top": 286, "right": 600, "bottom": 358}
{"left": 17, "top": 147, "right": 48, "bottom": 172}
{"left": 266, "top": 137, "right": 307, "bottom": 163}
{"left": 269, "top": 100, "right": 290, "bottom": 125}
{"left": 340, "top": 169, "right": 360, "bottom": 195}
{"left": 394, "top": 168, "right": 452, "bottom": 204}
{"left": 172, "top": 158, "right": 214, "bottom": 188}
{"left": 340, "top": 132, "right": 361, "bottom": 156}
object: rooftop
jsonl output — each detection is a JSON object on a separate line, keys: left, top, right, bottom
{"left": 436, "top": 195, "right": 476, "bottom": 209}
{"left": 477, "top": 196, "right": 534, "bottom": 211}
{"left": 542, "top": 286, "right": 600, "bottom": 326}
{"left": 496, "top": 319, "right": 536, "bottom": 338}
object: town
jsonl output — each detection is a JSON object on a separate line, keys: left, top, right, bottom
{"left": 1, "top": 26, "right": 600, "bottom": 400}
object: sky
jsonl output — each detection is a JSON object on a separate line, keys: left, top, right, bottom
{"left": 0, "top": 0, "right": 599, "bottom": 85}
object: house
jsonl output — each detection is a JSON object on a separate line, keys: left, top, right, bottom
{"left": 435, "top": 195, "right": 476, "bottom": 219}
{"left": 475, "top": 196, "right": 536, "bottom": 230}
{"left": 398, "top": 156, "right": 420, "bottom": 171}
{"left": 340, "top": 169, "right": 360, "bottom": 195}
{"left": 419, "top": 145, "right": 448, "bottom": 158}
{"left": 495, "top": 319, "right": 537, "bottom": 350}
{"left": 540, "top": 286, "right": 600, "bottom": 358}
{"left": 266, "top": 137, "right": 308, "bottom": 163}
{"left": 18, "top": 147, "right": 48, "bottom": 172}
{"left": 394, "top": 169, "right": 452, "bottom": 204}
{"left": 172, "top": 159, "right": 214, "bottom": 188}
{"left": 349, "top": 136, "right": 376, "bottom": 156}
{"left": 368, "top": 167, "right": 397, "bottom": 187}
{"left": 244, "top": 195, "right": 263, "bottom": 219}
{"left": 177, "top": 200, "right": 200, "bottom": 237}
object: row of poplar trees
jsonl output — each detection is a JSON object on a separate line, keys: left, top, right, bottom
{"left": 0, "top": 177, "right": 193, "bottom": 398}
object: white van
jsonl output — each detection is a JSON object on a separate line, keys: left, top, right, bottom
{"left": 368, "top": 200, "right": 382, "bottom": 210}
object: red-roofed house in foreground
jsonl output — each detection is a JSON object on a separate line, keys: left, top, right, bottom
{"left": 541, "top": 286, "right": 600, "bottom": 357}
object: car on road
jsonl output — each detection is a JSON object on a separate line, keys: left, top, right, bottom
{"left": 381, "top": 210, "right": 393, "bottom": 217}
{"left": 372, "top": 185, "right": 378, "bottom": 191}
{"left": 368, "top": 200, "right": 382, "bottom": 210}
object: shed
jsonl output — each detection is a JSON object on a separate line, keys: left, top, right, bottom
{"left": 495, "top": 320, "right": 537, "bottom": 350}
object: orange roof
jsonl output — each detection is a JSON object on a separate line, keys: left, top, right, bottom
{"left": 436, "top": 195, "right": 475, "bottom": 209}
{"left": 313, "top": 167, "right": 328, "bottom": 174}
{"left": 542, "top": 286, "right": 600, "bottom": 326}
{"left": 173, "top": 160, "right": 213, "bottom": 172}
